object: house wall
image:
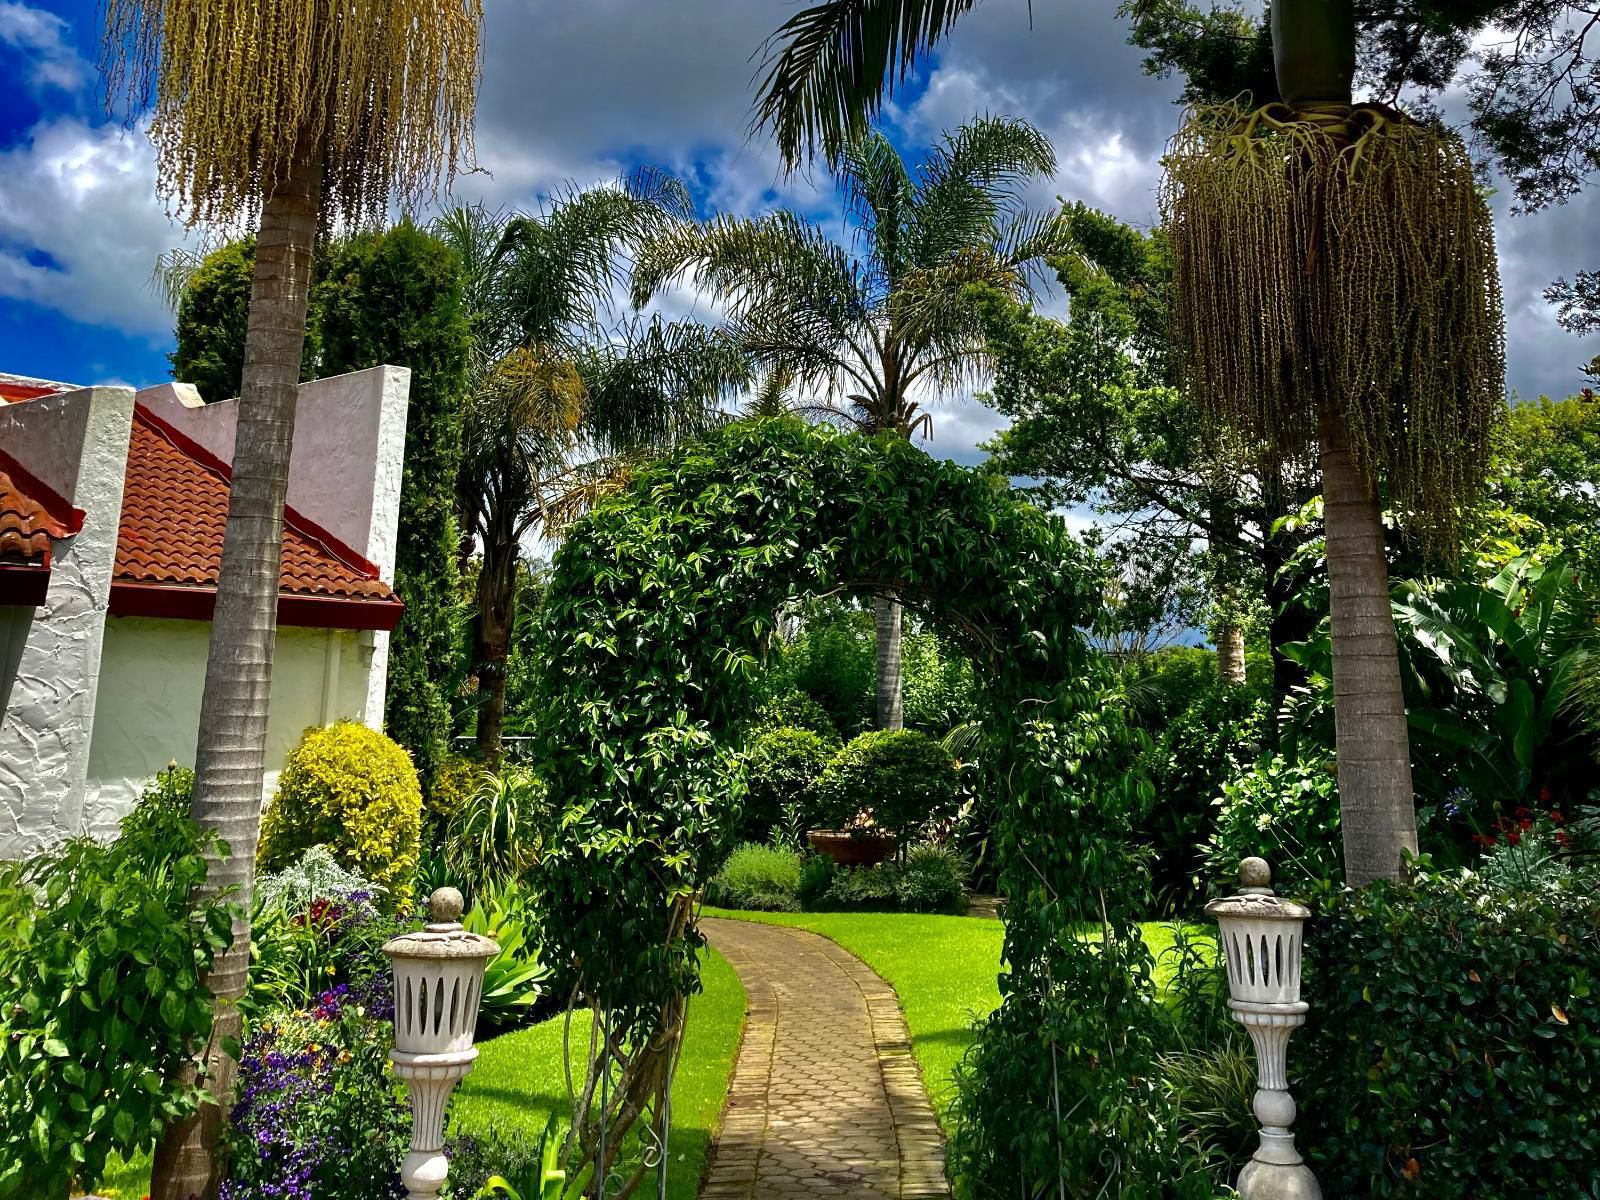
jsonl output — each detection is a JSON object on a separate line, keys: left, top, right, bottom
{"left": 137, "top": 365, "right": 410, "bottom": 729}
{"left": 85, "top": 617, "right": 376, "bottom": 834}
{"left": 0, "top": 386, "right": 135, "bottom": 859}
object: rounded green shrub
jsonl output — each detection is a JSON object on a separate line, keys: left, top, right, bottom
{"left": 742, "top": 727, "right": 835, "bottom": 842}
{"left": 811, "top": 729, "right": 960, "bottom": 842}
{"left": 1203, "top": 752, "right": 1341, "bottom": 897}
{"left": 259, "top": 721, "right": 423, "bottom": 907}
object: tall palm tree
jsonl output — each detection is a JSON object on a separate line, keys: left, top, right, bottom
{"left": 753, "top": 0, "right": 1505, "bottom": 887}
{"left": 101, "top": 4, "right": 482, "bottom": 1195}
{"left": 632, "top": 118, "right": 1068, "bottom": 729}
{"left": 438, "top": 195, "right": 748, "bottom": 762}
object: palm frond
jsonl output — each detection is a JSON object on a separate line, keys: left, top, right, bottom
{"left": 751, "top": 0, "right": 985, "bottom": 165}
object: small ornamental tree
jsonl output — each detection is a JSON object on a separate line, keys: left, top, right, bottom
{"left": 524, "top": 418, "right": 1183, "bottom": 1195}
{"left": 811, "top": 729, "right": 959, "bottom": 845}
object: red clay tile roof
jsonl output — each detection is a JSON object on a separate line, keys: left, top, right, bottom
{"left": 111, "top": 406, "right": 402, "bottom": 629}
{"left": 0, "top": 448, "right": 82, "bottom": 568}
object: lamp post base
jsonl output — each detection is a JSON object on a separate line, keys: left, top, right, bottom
{"left": 1238, "top": 1157, "right": 1323, "bottom": 1200}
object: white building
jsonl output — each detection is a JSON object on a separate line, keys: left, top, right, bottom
{"left": 0, "top": 366, "right": 410, "bottom": 858}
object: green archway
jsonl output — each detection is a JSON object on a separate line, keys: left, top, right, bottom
{"left": 525, "top": 419, "right": 1170, "bottom": 1197}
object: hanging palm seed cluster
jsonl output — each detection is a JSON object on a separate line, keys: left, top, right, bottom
{"left": 1161, "top": 100, "right": 1505, "bottom": 552}
{"left": 101, "top": 0, "right": 483, "bottom": 228}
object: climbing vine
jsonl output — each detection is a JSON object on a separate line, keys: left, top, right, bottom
{"left": 525, "top": 418, "right": 1190, "bottom": 1196}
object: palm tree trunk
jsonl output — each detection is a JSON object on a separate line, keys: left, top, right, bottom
{"left": 874, "top": 594, "right": 904, "bottom": 731}
{"left": 1319, "top": 401, "right": 1417, "bottom": 885}
{"left": 152, "top": 147, "right": 324, "bottom": 1200}
{"left": 1215, "top": 624, "right": 1247, "bottom": 685}
{"left": 475, "top": 527, "right": 516, "bottom": 766}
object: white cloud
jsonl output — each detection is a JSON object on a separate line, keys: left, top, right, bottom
{"left": 0, "top": 118, "right": 197, "bottom": 337}
{"left": 0, "top": 2, "right": 88, "bottom": 94}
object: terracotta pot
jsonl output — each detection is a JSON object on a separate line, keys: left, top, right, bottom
{"left": 806, "top": 830, "right": 896, "bottom": 867}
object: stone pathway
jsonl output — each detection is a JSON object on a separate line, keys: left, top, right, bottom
{"left": 699, "top": 918, "right": 949, "bottom": 1200}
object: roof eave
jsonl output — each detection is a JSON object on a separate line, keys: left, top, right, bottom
{"left": 108, "top": 581, "right": 405, "bottom": 632}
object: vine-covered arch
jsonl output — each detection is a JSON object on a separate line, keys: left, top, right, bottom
{"left": 527, "top": 419, "right": 1174, "bottom": 1197}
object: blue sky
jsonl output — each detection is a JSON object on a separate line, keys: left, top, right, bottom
{"left": 1, "top": 0, "right": 1596, "bottom": 467}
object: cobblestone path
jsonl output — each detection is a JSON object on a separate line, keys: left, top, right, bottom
{"left": 698, "top": 917, "right": 949, "bottom": 1200}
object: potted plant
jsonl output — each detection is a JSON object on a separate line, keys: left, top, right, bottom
{"left": 807, "top": 731, "right": 959, "bottom": 867}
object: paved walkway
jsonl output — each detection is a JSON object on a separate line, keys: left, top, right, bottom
{"left": 699, "top": 918, "right": 949, "bottom": 1200}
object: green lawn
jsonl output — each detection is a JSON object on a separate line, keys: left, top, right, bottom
{"left": 451, "top": 944, "right": 745, "bottom": 1200}
{"left": 702, "top": 908, "right": 1193, "bottom": 1126}
{"left": 88, "top": 946, "right": 745, "bottom": 1200}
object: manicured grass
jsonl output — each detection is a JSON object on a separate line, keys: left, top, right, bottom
{"left": 87, "top": 946, "right": 745, "bottom": 1200}
{"left": 702, "top": 908, "right": 1195, "bottom": 1127}
{"left": 452, "top": 944, "right": 746, "bottom": 1200}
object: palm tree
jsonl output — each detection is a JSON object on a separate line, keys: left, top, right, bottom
{"left": 753, "top": 0, "right": 1505, "bottom": 887}
{"left": 101, "top": 3, "right": 482, "bottom": 1195}
{"left": 438, "top": 194, "right": 748, "bottom": 762}
{"left": 632, "top": 118, "right": 1068, "bottom": 729}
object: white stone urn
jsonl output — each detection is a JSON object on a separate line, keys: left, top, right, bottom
{"left": 383, "top": 887, "right": 499, "bottom": 1200}
{"left": 1205, "top": 858, "right": 1321, "bottom": 1200}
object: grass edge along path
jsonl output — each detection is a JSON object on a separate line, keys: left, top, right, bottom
{"left": 450, "top": 943, "right": 746, "bottom": 1200}
{"left": 89, "top": 946, "right": 746, "bottom": 1200}
{"left": 700, "top": 908, "right": 1190, "bottom": 1129}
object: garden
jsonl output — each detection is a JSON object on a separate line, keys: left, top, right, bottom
{"left": 4, "top": 0, "right": 1600, "bottom": 1199}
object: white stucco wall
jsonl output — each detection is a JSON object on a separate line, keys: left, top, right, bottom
{"left": 85, "top": 617, "right": 376, "bottom": 834}
{"left": 0, "top": 386, "right": 136, "bottom": 858}
{"left": 138, "top": 365, "right": 410, "bottom": 730}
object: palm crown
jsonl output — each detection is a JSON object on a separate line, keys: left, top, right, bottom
{"left": 632, "top": 117, "right": 1067, "bottom": 437}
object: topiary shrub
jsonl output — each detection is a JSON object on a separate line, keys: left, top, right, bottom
{"left": 1299, "top": 867, "right": 1600, "bottom": 1197}
{"left": 811, "top": 729, "right": 960, "bottom": 844}
{"left": 706, "top": 843, "right": 804, "bottom": 912}
{"left": 742, "top": 727, "right": 835, "bottom": 843}
{"left": 1203, "top": 752, "right": 1342, "bottom": 898}
{"left": 258, "top": 721, "right": 423, "bottom": 907}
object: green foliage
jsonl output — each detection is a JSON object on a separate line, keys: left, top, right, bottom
{"left": 1129, "top": 648, "right": 1269, "bottom": 914}
{"left": 1300, "top": 868, "right": 1600, "bottom": 1196}
{"left": 248, "top": 856, "right": 398, "bottom": 1016}
{"left": 741, "top": 727, "right": 835, "bottom": 843}
{"left": 1392, "top": 557, "right": 1599, "bottom": 807}
{"left": 446, "top": 1116, "right": 569, "bottom": 1200}
{"left": 1204, "top": 753, "right": 1343, "bottom": 898}
{"left": 751, "top": 688, "right": 838, "bottom": 741}
{"left": 0, "top": 768, "right": 235, "bottom": 1199}
{"left": 705, "top": 844, "right": 804, "bottom": 912}
{"left": 799, "top": 844, "right": 970, "bottom": 914}
{"left": 769, "top": 601, "right": 876, "bottom": 738}
{"left": 258, "top": 721, "right": 424, "bottom": 907}
{"left": 444, "top": 768, "right": 548, "bottom": 896}
{"left": 428, "top": 754, "right": 486, "bottom": 842}
{"left": 523, "top": 417, "right": 1108, "bottom": 1047}
{"left": 902, "top": 629, "right": 979, "bottom": 732}
{"left": 320, "top": 222, "right": 471, "bottom": 790}
{"left": 461, "top": 883, "right": 551, "bottom": 1033}
{"left": 170, "top": 237, "right": 321, "bottom": 400}
{"left": 811, "top": 729, "right": 960, "bottom": 842}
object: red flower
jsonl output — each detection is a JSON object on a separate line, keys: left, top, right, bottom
{"left": 1519, "top": 817, "right": 1533, "bottom": 831}
{"left": 1539, "top": 787, "right": 1554, "bottom": 805}
{"left": 1556, "top": 831, "right": 1572, "bottom": 848}
{"left": 1475, "top": 833, "right": 1498, "bottom": 848}
{"left": 1516, "top": 806, "right": 1532, "bottom": 819}
{"left": 1551, "top": 811, "right": 1566, "bottom": 825}
{"left": 1507, "top": 831, "right": 1522, "bottom": 846}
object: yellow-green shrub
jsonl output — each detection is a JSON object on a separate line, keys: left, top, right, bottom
{"left": 259, "top": 721, "right": 423, "bottom": 907}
